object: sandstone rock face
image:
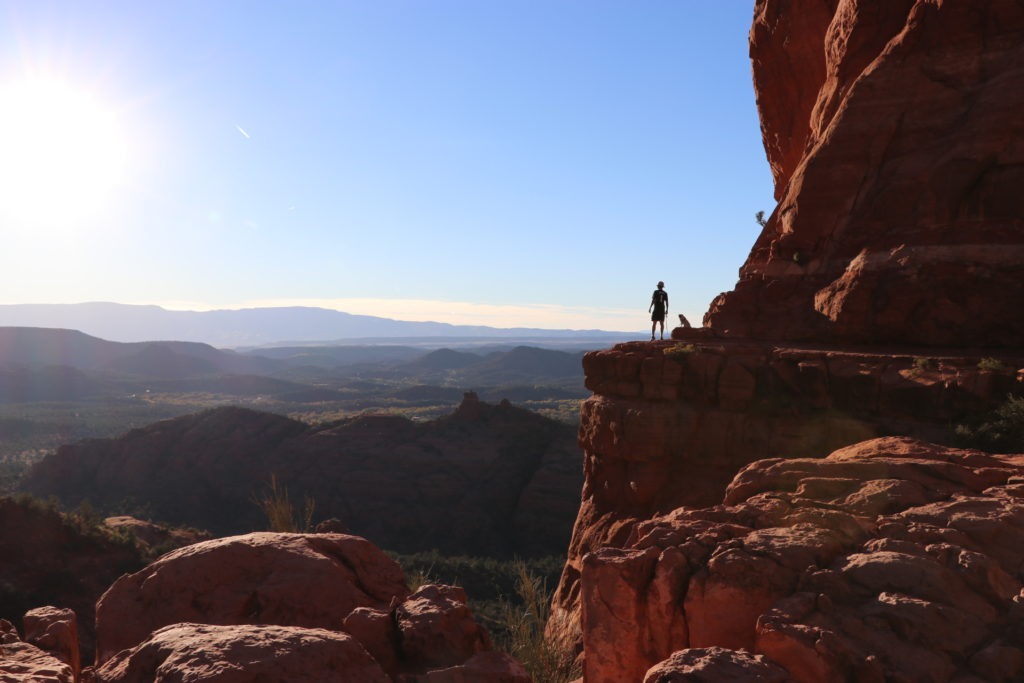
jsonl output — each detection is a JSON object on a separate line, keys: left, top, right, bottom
{"left": 91, "top": 531, "right": 519, "bottom": 681}
{"left": 705, "top": 0, "right": 1024, "bottom": 347}
{"left": 572, "top": 437, "right": 1024, "bottom": 682}
{"left": 642, "top": 647, "right": 790, "bottom": 683}
{"left": 0, "top": 618, "right": 75, "bottom": 683}
{"left": 94, "top": 532, "right": 408, "bottom": 664}
{"left": 23, "top": 607, "right": 79, "bottom": 681}
{"left": 395, "top": 585, "right": 491, "bottom": 669}
{"left": 93, "top": 623, "right": 390, "bottom": 683}
{"left": 550, "top": 339, "right": 1024, "bottom": 662}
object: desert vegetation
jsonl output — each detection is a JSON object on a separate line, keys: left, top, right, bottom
{"left": 954, "top": 393, "right": 1024, "bottom": 452}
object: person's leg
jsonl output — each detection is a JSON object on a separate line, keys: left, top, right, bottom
{"left": 651, "top": 321, "right": 656, "bottom": 340}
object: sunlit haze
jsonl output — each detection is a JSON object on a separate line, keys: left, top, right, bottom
{"left": 0, "top": 2, "right": 774, "bottom": 332}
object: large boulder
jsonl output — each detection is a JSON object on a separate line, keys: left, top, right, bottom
{"left": 705, "top": 0, "right": 1024, "bottom": 347}
{"left": 94, "top": 533, "right": 408, "bottom": 664}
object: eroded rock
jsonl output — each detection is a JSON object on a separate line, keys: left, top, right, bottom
{"left": 705, "top": 0, "right": 1024, "bottom": 347}
{"left": 575, "top": 438, "right": 1024, "bottom": 682}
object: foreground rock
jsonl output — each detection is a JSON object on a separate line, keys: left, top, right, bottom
{"left": 0, "top": 618, "right": 75, "bottom": 683}
{"left": 705, "top": 0, "right": 1024, "bottom": 347}
{"left": 91, "top": 531, "right": 526, "bottom": 682}
{"left": 94, "top": 623, "right": 390, "bottom": 683}
{"left": 95, "top": 532, "right": 408, "bottom": 664}
{"left": 572, "top": 437, "right": 1024, "bottom": 682}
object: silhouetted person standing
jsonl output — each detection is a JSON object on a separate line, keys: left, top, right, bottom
{"left": 649, "top": 281, "right": 668, "bottom": 340}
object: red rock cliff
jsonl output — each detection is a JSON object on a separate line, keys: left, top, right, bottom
{"left": 705, "top": 0, "right": 1024, "bottom": 347}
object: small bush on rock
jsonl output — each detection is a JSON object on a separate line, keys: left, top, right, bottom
{"left": 954, "top": 394, "right": 1024, "bottom": 452}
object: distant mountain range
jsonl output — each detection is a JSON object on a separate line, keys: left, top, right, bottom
{"left": 0, "top": 302, "right": 638, "bottom": 348}
{"left": 0, "top": 326, "right": 588, "bottom": 403}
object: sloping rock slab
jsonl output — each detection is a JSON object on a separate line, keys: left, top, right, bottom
{"left": 93, "top": 623, "right": 389, "bottom": 683}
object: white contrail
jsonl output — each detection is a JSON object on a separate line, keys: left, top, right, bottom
{"left": 235, "top": 124, "right": 250, "bottom": 139}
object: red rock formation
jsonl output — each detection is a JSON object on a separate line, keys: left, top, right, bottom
{"left": 94, "top": 532, "right": 408, "bottom": 664}
{"left": 395, "top": 585, "right": 491, "bottom": 669}
{"left": 571, "top": 437, "right": 1024, "bottom": 682}
{"left": 90, "top": 531, "right": 523, "bottom": 681}
{"left": 101, "top": 516, "right": 209, "bottom": 557}
{"left": 642, "top": 647, "right": 789, "bottom": 683}
{"left": 23, "top": 607, "right": 80, "bottom": 682}
{"left": 93, "top": 623, "right": 390, "bottom": 683}
{"left": 0, "top": 617, "right": 75, "bottom": 683}
{"left": 705, "top": 0, "right": 1024, "bottom": 347}
{"left": 0, "top": 497, "right": 144, "bottom": 665}
{"left": 551, "top": 339, "right": 1024, "bottom": 665}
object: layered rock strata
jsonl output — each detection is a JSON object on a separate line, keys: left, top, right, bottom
{"left": 550, "top": 336, "right": 1023, "bottom": 668}
{"left": 574, "top": 437, "right": 1024, "bottom": 682}
{"left": 704, "top": 0, "right": 1024, "bottom": 347}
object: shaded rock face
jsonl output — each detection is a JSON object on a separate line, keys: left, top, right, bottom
{"left": 27, "top": 398, "right": 581, "bottom": 558}
{"left": 572, "top": 437, "right": 1024, "bottom": 682}
{"left": 0, "top": 497, "right": 144, "bottom": 665}
{"left": 705, "top": 0, "right": 1024, "bottom": 347}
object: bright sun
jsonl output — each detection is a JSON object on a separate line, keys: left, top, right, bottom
{"left": 0, "top": 77, "right": 128, "bottom": 229}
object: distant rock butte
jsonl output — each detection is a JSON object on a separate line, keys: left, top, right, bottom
{"left": 565, "top": 437, "right": 1024, "bottom": 682}
{"left": 704, "top": 0, "right": 1024, "bottom": 347}
{"left": 27, "top": 393, "right": 582, "bottom": 558}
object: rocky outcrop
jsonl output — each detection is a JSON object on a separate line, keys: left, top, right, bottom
{"left": 552, "top": 337, "right": 1023, "bottom": 678}
{"left": 23, "top": 607, "right": 80, "bottom": 682}
{"left": 704, "top": 0, "right": 1024, "bottom": 347}
{"left": 102, "top": 516, "right": 210, "bottom": 558}
{"left": 94, "top": 532, "right": 408, "bottom": 664}
{"left": 94, "top": 623, "right": 391, "bottom": 683}
{"left": 0, "top": 616, "right": 76, "bottom": 683}
{"left": 570, "top": 437, "right": 1024, "bottom": 682}
{"left": 89, "top": 531, "right": 524, "bottom": 682}
{"left": 28, "top": 395, "right": 581, "bottom": 558}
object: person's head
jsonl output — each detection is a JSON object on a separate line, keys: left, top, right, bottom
{"left": 657, "top": 281, "right": 664, "bottom": 289}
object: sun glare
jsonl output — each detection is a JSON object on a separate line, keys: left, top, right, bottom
{"left": 0, "top": 77, "right": 129, "bottom": 230}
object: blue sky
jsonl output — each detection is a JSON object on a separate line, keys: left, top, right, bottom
{"left": 0, "top": 1, "right": 775, "bottom": 332}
